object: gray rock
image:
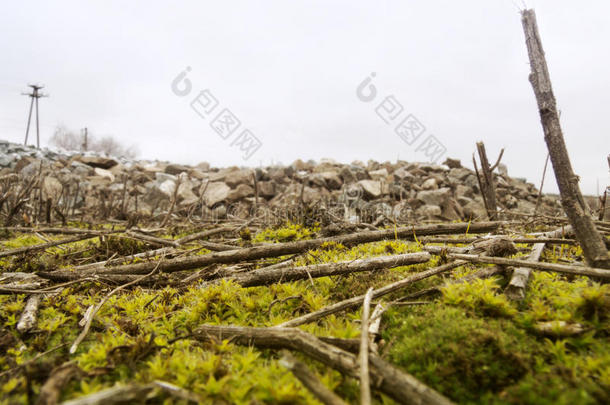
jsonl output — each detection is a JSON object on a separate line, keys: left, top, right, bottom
{"left": 339, "top": 166, "right": 357, "bottom": 184}
{"left": 358, "top": 180, "right": 382, "bottom": 199}
{"left": 443, "top": 158, "right": 462, "bottom": 169}
{"left": 463, "top": 200, "right": 487, "bottom": 219}
{"left": 455, "top": 184, "right": 474, "bottom": 199}
{"left": 421, "top": 178, "right": 438, "bottom": 190}
{"left": 158, "top": 179, "right": 176, "bottom": 197}
{"left": 0, "top": 154, "right": 17, "bottom": 167}
{"left": 416, "top": 187, "right": 452, "bottom": 206}
{"left": 448, "top": 167, "right": 472, "bottom": 181}
{"left": 225, "top": 169, "right": 253, "bottom": 188}
{"left": 291, "top": 159, "right": 313, "bottom": 171}
{"left": 258, "top": 181, "right": 276, "bottom": 198}
{"left": 196, "top": 161, "right": 210, "bottom": 171}
{"left": 76, "top": 156, "right": 118, "bottom": 169}
{"left": 188, "top": 169, "right": 208, "bottom": 180}
{"left": 42, "top": 177, "right": 63, "bottom": 201}
{"left": 177, "top": 181, "right": 199, "bottom": 205}
{"left": 319, "top": 171, "right": 342, "bottom": 190}
{"left": 228, "top": 184, "right": 254, "bottom": 201}
{"left": 203, "top": 182, "right": 231, "bottom": 207}
{"left": 94, "top": 168, "right": 115, "bottom": 181}
{"left": 268, "top": 167, "right": 288, "bottom": 184}
{"left": 368, "top": 168, "right": 389, "bottom": 181}
{"left": 155, "top": 172, "right": 177, "bottom": 183}
{"left": 393, "top": 167, "right": 415, "bottom": 181}
{"left": 417, "top": 205, "right": 442, "bottom": 218}
{"left": 165, "top": 164, "right": 190, "bottom": 175}
{"left": 504, "top": 194, "right": 519, "bottom": 209}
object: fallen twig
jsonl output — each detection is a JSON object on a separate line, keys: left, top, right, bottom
{"left": 230, "top": 252, "right": 431, "bottom": 287}
{"left": 16, "top": 294, "right": 42, "bottom": 332}
{"left": 69, "top": 258, "right": 165, "bottom": 354}
{"left": 359, "top": 288, "right": 373, "bottom": 405}
{"left": 0, "top": 233, "right": 102, "bottom": 258}
{"left": 280, "top": 351, "right": 348, "bottom": 405}
{"left": 278, "top": 261, "right": 465, "bottom": 328}
{"left": 440, "top": 253, "right": 610, "bottom": 280}
{"left": 65, "top": 222, "right": 502, "bottom": 276}
{"left": 193, "top": 324, "right": 453, "bottom": 405}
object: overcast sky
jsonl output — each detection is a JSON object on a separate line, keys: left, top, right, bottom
{"left": 1, "top": 1, "right": 608, "bottom": 194}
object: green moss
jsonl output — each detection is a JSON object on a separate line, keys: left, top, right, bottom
{"left": 384, "top": 305, "right": 530, "bottom": 402}
{"left": 442, "top": 277, "right": 518, "bottom": 318}
{"left": 253, "top": 222, "right": 317, "bottom": 243}
{"left": 383, "top": 270, "right": 610, "bottom": 404}
{"left": 2, "top": 222, "right": 609, "bottom": 404}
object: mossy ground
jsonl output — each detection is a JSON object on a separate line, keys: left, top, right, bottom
{"left": 0, "top": 225, "right": 609, "bottom": 404}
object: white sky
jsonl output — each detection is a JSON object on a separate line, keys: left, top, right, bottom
{"left": 1, "top": 0, "right": 608, "bottom": 194}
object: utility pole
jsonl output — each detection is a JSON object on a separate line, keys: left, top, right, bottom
{"left": 22, "top": 84, "right": 48, "bottom": 148}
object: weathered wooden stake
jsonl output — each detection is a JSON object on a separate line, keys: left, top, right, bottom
{"left": 521, "top": 9, "right": 610, "bottom": 268}
{"left": 473, "top": 142, "right": 498, "bottom": 219}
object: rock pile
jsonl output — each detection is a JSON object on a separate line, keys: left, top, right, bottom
{"left": 0, "top": 140, "right": 561, "bottom": 225}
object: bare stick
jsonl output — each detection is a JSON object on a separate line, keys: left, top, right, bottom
{"left": 125, "top": 230, "right": 179, "bottom": 248}
{"left": 534, "top": 153, "right": 550, "bottom": 214}
{"left": 193, "top": 324, "right": 453, "bottom": 405}
{"left": 278, "top": 261, "right": 464, "bottom": 328}
{"left": 0, "top": 227, "right": 104, "bottom": 235}
{"left": 418, "top": 236, "right": 576, "bottom": 245}
{"left": 69, "top": 259, "right": 164, "bottom": 354}
{"left": 489, "top": 148, "right": 505, "bottom": 172}
{"left": 231, "top": 252, "right": 431, "bottom": 287}
{"left": 67, "top": 222, "right": 502, "bottom": 276}
{"left": 37, "top": 363, "right": 82, "bottom": 405}
{"left": 521, "top": 9, "right": 610, "bottom": 268}
{"left": 368, "top": 302, "right": 386, "bottom": 353}
{"left": 505, "top": 243, "right": 545, "bottom": 300}
{"left": 359, "top": 288, "right": 373, "bottom": 405}
{"left": 442, "top": 253, "right": 610, "bottom": 280}
{"left": 280, "top": 351, "right": 348, "bottom": 405}
{"left": 475, "top": 141, "right": 498, "bottom": 219}
{"left": 160, "top": 175, "right": 182, "bottom": 228}
{"left": 175, "top": 225, "right": 236, "bottom": 245}
{"left": 472, "top": 154, "right": 491, "bottom": 219}
{"left": 71, "top": 247, "right": 174, "bottom": 272}
{"left": 0, "top": 233, "right": 101, "bottom": 258}
{"left": 16, "top": 294, "right": 42, "bottom": 332}
{"left": 504, "top": 225, "right": 569, "bottom": 300}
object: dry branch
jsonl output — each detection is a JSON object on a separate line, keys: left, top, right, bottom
{"left": 61, "top": 380, "right": 203, "bottom": 405}
{"left": 280, "top": 351, "right": 348, "bottom": 405}
{"left": 521, "top": 9, "right": 610, "bottom": 268}
{"left": 36, "top": 363, "right": 83, "bottom": 405}
{"left": 442, "top": 253, "right": 610, "bottom": 280}
{"left": 62, "top": 222, "right": 501, "bottom": 276}
{"left": 474, "top": 141, "right": 498, "bottom": 219}
{"left": 16, "top": 294, "right": 42, "bottom": 332}
{"left": 359, "top": 288, "right": 373, "bottom": 405}
{"left": 278, "top": 261, "right": 465, "bottom": 328}
{"left": 504, "top": 243, "right": 545, "bottom": 301}
{"left": 0, "top": 233, "right": 101, "bottom": 258}
{"left": 193, "top": 324, "right": 453, "bottom": 405}
{"left": 0, "top": 227, "right": 110, "bottom": 235}
{"left": 175, "top": 225, "right": 236, "bottom": 245}
{"left": 69, "top": 260, "right": 164, "bottom": 354}
{"left": 231, "top": 252, "right": 431, "bottom": 287}
{"left": 125, "top": 230, "right": 179, "bottom": 247}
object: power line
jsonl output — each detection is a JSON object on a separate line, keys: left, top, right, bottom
{"left": 22, "top": 84, "right": 48, "bottom": 148}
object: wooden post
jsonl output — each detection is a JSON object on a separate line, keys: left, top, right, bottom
{"left": 521, "top": 9, "right": 610, "bottom": 268}
{"left": 474, "top": 142, "right": 498, "bottom": 219}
